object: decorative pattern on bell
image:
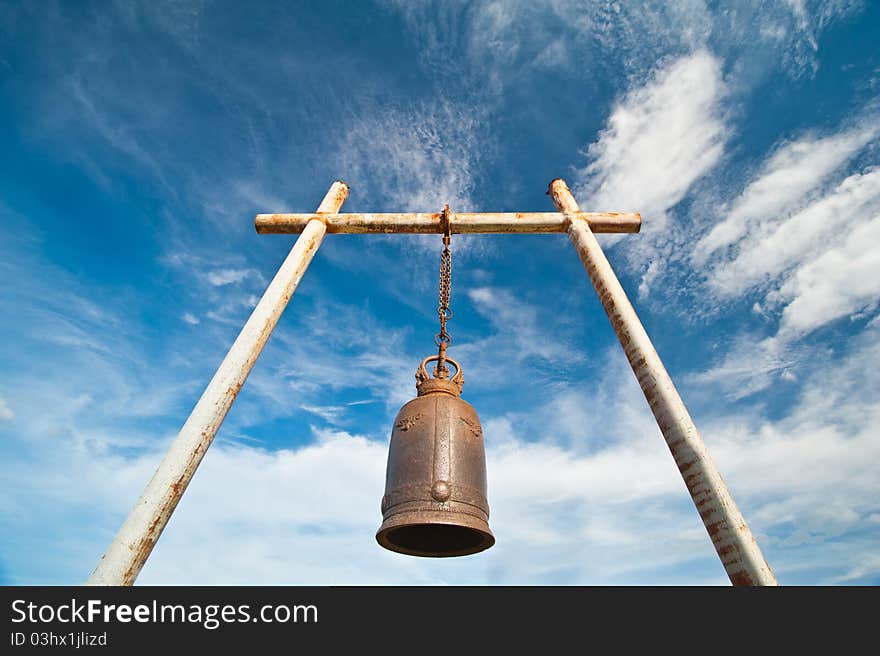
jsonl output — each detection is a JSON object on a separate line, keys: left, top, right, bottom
{"left": 376, "top": 355, "right": 494, "bottom": 557}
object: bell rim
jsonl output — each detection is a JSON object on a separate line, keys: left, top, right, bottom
{"left": 376, "top": 511, "right": 495, "bottom": 558}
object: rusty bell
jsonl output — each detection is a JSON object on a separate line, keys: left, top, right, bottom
{"left": 376, "top": 355, "right": 494, "bottom": 557}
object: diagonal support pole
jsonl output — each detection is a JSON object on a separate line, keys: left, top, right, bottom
{"left": 549, "top": 178, "right": 777, "bottom": 586}
{"left": 86, "top": 181, "right": 349, "bottom": 585}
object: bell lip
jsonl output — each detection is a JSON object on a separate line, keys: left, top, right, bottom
{"left": 376, "top": 511, "right": 495, "bottom": 558}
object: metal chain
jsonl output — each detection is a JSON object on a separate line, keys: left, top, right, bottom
{"left": 434, "top": 205, "right": 453, "bottom": 379}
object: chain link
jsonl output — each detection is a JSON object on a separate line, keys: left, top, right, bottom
{"left": 438, "top": 248, "right": 452, "bottom": 337}
{"left": 434, "top": 205, "right": 453, "bottom": 378}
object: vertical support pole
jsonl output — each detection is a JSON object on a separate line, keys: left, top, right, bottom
{"left": 87, "top": 181, "right": 349, "bottom": 585}
{"left": 549, "top": 178, "right": 777, "bottom": 586}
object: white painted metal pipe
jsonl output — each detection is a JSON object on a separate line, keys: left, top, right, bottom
{"left": 255, "top": 211, "right": 641, "bottom": 235}
{"left": 549, "top": 178, "right": 777, "bottom": 586}
{"left": 87, "top": 181, "right": 350, "bottom": 585}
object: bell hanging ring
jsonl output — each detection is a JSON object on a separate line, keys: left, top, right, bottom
{"left": 376, "top": 355, "right": 494, "bottom": 557}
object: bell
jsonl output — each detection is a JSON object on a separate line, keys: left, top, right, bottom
{"left": 376, "top": 355, "right": 494, "bottom": 557}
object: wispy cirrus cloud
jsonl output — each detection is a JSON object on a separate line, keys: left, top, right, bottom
{"left": 575, "top": 50, "right": 728, "bottom": 234}
{"left": 332, "top": 97, "right": 495, "bottom": 262}
{"left": 695, "top": 121, "right": 880, "bottom": 264}
{"left": 569, "top": 50, "right": 729, "bottom": 299}
{"left": 682, "top": 117, "right": 880, "bottom": 397}
{"left": 337, "top": 99, "right": 487, "bottom": 212}
{"left": 460, "top": 286, "right": 576, "bottom": 379}
{"left": 685, "top": 334, "right": 805, "bottom": 401}
{"left": 204, "top": 267, "right": 260, "bottom": 287}
{"left": 706, "top": 166, "right": 880, "bottom": 303}
{"left": 393, "top": 0, "right": 858, "bottom": 98}
{"left": 772, "top": 208, "right": 880, "bottom": 337}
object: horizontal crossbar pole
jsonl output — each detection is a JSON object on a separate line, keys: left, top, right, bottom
{"left": 255, "top": 211, "right": 641, "bottom": 235}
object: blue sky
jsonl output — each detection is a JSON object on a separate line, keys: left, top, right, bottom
{"left": 1, "top": 0, "right": 878, "bottom": 585}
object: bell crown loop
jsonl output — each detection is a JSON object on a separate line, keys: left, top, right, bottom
{"left": 415, "top": 354, "right": 464, "bottom": 397}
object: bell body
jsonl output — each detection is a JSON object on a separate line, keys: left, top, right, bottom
{"left": 376, "top": 357, "right": 494, "bottom": 557}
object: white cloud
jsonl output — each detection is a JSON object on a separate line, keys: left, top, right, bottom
{"left": 205, "top": 268, "right": 255, "bottom": 286}
{"left": 554, "top": 329, "right": 880, "bottom": 580}
{"left": 299, "top": 404, "right": 347, "bottom": 425}
{"left": 556, "top": 0, "right": 712, "bottom": 72}
{"left": 531, "top": 39, "right": 569, "bottom": 69}
{"left": 683, "top": 117, "right": 880, "bottom": 394}
{"left": 299, "top": 400, "right": 376, "bottom": 427}
{"left": 389, "top": 1, "right": 856, "bottom": 92}
{"left": 695, "top": 124, "right": 880, "bottom": 263}
{"left": 774, "top": 214, "right": 880, "bottom": 336}
{"left": 0, "top": 398, "right": 13, "bottom": 421}
{"left": 702, "top": 333, "right": 880, "bottom": 557}
{"left": 338, "top": 100, "right": 483, "bottom": 212}
{"left": 689, "top": 171, "right": 880, "bottom": 397}
{"left": 779, "top": 0, "right": 817, "bottom": 71}
{"left": 182, "top": 312, "right": 199, "bottom": 325}
{"left": 241, "top": 296, "right": 420, "bottom": 419}
{"left": 569, "top": 50, "right": 730, "bottom": 299}
{"left": 61, "top": 74, "right": 175, "bottom": 195}
{"left": 707, "top": 166, "right": 880, "bottom": 299}
{"left": 465, "top": 287, "right": 572, "bottom": 362}
{"left": 686, "top": 335, "right": 802, "bottom": 400}
{"left": 335, "top": 98, "right": 492, "bottom": 257}
{"left": 576, "top": 51, "right": 728, "bottom": 234}
{"left": 693, "top": 163, "right": 880, "bottom": 371}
